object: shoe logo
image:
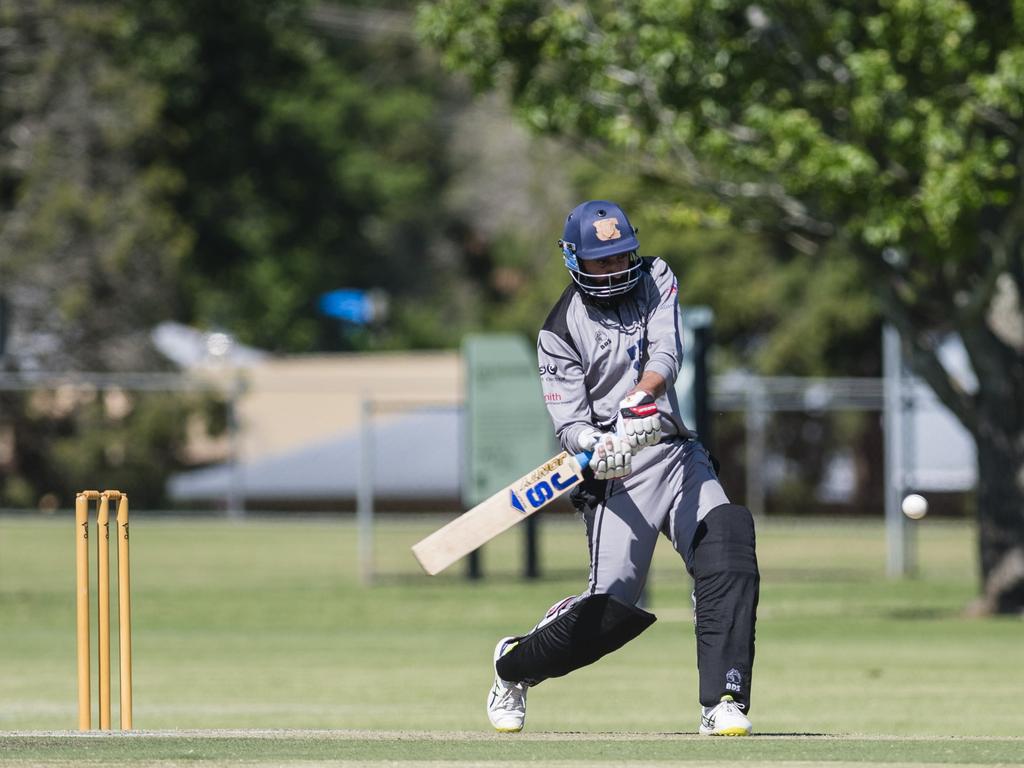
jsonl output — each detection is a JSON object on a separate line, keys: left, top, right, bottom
{"left": 725, "top": 668, "right": 742, "bottom": 693}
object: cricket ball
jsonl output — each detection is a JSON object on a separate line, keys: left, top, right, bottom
{"left": 901, "top": 493, "right": 928, "bottom": 520}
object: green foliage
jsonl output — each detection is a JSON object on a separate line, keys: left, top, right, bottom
{"left": 125, "top": 0, "right": 463, "bottom": 352}
{"left": 553, "top": 160, "right": 881, "bottom": 374}
{"left": 0, "top": 3, "right": 224, "bottom": 509}
{"left": 419, "top": 0, "right": 1024, "bottom": 294}
{"left": 0, "top": 387, "right": 224, "bottom": 509}
{"left": 419, "top": 0, "right": 1024, "bottom": 610}
{"left": 0, "top": 0, "right": 191, "bottom": 370}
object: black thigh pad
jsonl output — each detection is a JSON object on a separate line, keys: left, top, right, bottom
{"left": 691, "top": 503, "right": 758, "bottom": 575}
{"left": 496, "top": 594, "right": 656, "bottom": 686}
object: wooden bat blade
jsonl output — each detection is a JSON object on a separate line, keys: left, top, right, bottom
{"left": 412, "top": 450, "right": 590, "bottom": 575}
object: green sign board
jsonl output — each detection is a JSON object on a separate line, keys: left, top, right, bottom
{"left": 675, "top": 305, "right": 714, "bottom": 435}
{"left": 463, "top": 334, "right": 555, "bottom": 507}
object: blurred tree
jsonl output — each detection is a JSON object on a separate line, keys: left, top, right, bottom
{"left": 127, "top": 0, "right": 476, "bottom": 351}
{"left": 606, "top": 181, "right": 884, "bottom": 517}
{"left": 4, "top": 386, "right": 223, "bottom": 510}
{"left": 0, "top": 1, "right": 189, "bottom": 370}
{"left": 0, "top": 2, "right": 220, "bottom": 508}
{"left": 567, "top": 172, "right": 882, "bottom": 376}
{"left": 0, "top": 1, "right": 579, "bottom": 506}
{"left": 420, "top": 0, "right": 1024, "bottom": 613}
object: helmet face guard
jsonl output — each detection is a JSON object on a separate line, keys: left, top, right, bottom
{"left": 559, "top": 242, "right": 642, "bottom": 298}
{"left": 559, "top": 201, "right": 642, "bottom": 298}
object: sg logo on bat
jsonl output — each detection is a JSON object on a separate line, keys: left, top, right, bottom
{"left": 509, "top": 468, "right": 579, "bottom": 513}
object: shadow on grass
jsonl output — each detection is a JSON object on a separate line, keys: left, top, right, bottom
{"left": 368, "top": 567, "right": 587, "bottom": 586}
{"left": 883, "top": 606, "right": 958, "bottom": 620}
{"left": 752, "top": 733, "right": 833, "bottom": 737}
{"left": 759, "top": 567, "right": 875, "bottom": 583}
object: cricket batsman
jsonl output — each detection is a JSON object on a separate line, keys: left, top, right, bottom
{"left": 486, "top": 200, "right": 760, "bottom": 735}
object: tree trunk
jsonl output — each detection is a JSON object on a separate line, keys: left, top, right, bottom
{"left": 971, "top": 391, "right": 1024, "bottom": 615}
{"left": 900, "top": 279, "right": 1024, "bottom": 615}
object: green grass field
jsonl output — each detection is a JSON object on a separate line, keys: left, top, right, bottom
{"left": 1, "top": 512, "right": 1022, "bottom": 766}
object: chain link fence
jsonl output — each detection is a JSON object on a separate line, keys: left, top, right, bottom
{"left": 0, "top": 367, "right": 973, "bottom": 523}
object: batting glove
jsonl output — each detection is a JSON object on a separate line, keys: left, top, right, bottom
{"left": 589, "top": 433, "right": 632, "bottom": 480}
{"left": 577, "top": 427, "right": 602, "bottom": 454}
{"left": 616, "top": 391, "right": 662, "bottom": 454}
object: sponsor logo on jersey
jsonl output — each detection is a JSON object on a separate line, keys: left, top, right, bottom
{"left": 541, "top": 361, "right": 569, "bottom": 384}
{"left": 595, "top": 330, "right": 611, "bottom": 350}
{"left": 593, "top": 217, "right": 622, "bottom": 241}
{"left": 544, "top": 392, "right": 563, "bottom": 402}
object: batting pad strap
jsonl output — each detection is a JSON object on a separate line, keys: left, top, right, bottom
{"left": 495, "top": 594, "right": 656, "bottom": 686}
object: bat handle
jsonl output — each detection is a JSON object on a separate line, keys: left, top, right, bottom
{"left": 574, "top": 450, "right": 593, "bottom": 469}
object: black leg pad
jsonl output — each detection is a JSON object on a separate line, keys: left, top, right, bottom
{"left": 496, "top": 594, "right": 656, "bottom": 686}
{"left": 691, "top": 503, "right": 759, "bottom": 711}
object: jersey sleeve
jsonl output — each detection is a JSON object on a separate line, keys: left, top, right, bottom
{"left": 537, "top": 329, "right": 595, "bottom": 454}
{"left": 642, "top": 258, "right": 683, "bottom": 387}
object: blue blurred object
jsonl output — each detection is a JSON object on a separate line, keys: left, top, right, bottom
{"left": 318, "top": 289, "right": 374, "bottom": 324}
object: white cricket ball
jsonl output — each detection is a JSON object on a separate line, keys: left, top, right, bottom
{"left": 901, "top": 493, "right": 928, "bottom": 520}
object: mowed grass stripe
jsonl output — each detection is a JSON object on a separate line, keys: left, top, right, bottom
{"left": 1, "top": 734, "right": 1023, "bottom": 765}
{"left": 0, "top": 764, "right": 1012, "bottom": 768}
{"left": 3, "top": 514, "right": 1022, "bottom": 760}
{"left": 7, "top": 730, "right": 1024, "bottom": 740}
{"left": 200, "top": 765, "right": 1024, "bottom": 768}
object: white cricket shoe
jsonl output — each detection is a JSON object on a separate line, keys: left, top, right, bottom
{"left": 486, "top": 637, "right": 527, "bottom": 733}
{"left": 699, "top": 695, "right": 752, "bottom": 736}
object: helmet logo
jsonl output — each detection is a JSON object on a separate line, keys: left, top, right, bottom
{"left": 592, "top": 218, "right": 622, "bottom": 241}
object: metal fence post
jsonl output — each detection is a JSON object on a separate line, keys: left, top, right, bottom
{"left": 883, "top": 325, "right": 914, "bottom": 578}
{"left": 745, "top": 379, "right": 767, "bottom": 518}
{"left": 226, "top": 371, "right": 246, "bottom": 519}
{"left": 357, "top": 396, "right": 374, "bottom": 585}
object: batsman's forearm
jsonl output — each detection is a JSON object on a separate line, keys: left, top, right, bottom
{"left": 631, "top": 371, "right": 667, "bottom": 399}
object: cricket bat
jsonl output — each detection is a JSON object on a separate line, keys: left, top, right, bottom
{"left": 412, "top": 450, "right": 593, "bottom": 575}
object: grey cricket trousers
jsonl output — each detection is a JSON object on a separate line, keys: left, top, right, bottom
{"left": 568, "top": 437, "right": 760, "bottom": 711}
{"left": 575, "top": 438, "right": 728, "bottom": 601}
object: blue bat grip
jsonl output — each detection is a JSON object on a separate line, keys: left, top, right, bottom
{"left": 574, "top": 450, "right": 593, "bottom": 470}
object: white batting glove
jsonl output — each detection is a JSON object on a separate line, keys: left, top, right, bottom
{"left": 589, "top": 433, "right": 632, "bottom": 480}
{"left": 615, "top": 391, "right": 662, "bottom": 454}
{"left": 577, "top": 427, "right": 602, "bottom": 454}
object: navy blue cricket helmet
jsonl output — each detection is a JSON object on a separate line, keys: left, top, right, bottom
{"left": 558, "top": 200, "right": 641, "bottom": 298}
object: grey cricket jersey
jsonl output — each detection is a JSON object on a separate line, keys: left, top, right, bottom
{"left": 537, "top": 257, "right": 698, "bottom": 454}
